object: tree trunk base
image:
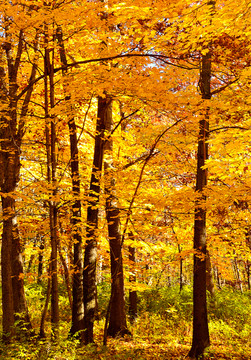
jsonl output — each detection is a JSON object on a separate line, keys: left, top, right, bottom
{"left": 107, "top": 327, "right": 132, "bottom": 339}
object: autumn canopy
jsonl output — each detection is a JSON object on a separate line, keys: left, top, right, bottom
{"left": 0, "top": 0, "right": 250, "bottom": 359}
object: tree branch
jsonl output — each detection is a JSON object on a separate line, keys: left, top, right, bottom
{"left": 17, "top": 52, "right": 196, "bottom": 101}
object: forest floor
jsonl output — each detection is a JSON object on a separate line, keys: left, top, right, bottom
{"left": 72, "top": 335, "right": 251, "bottom": 360}
{"left": 1, "top": 332, "right": 250, "bottom": 360}
{"left": 0, "top": 286, "right": 251, "bottom": 359}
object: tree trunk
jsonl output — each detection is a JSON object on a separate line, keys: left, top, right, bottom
{"left": 178, "top": 244, "right": 184, "bottom": 292}
{"left": 39, "top": 264, "right": 52, "bottom": 339}
{"left": 55, "top": 25, "right": 85, "bottom": 341}
{"left": 102, "top": 96, "right": 130, "bottom": 338}
{"left": 58, "top": 240, "right": 73, "bottom": 310}
{"left": 0, "top": 33, "right": 34, "bottom": 340}
{"left": 128, "top": 242, "right": 138, "bottom": 323}
{"left": 1, "top": 123, "right": 32, "bottom": 341}
{"left": 38, "top": 242, "right": 44, "bottom": 284}
{"left": 206, "top": 251, "right": 215, "bottom": 296}
{"left": 245, "top": 229, "right": 251, "bottom": 290}
{"left": 12, "top": 224, "right": 32, "bottom": 333}
{"left": 44, "top": 35, "right": 59, "bottom": 336}
{"left": 189, "top": 49, "right": 211, "bottom": 359}
{"left": 232, "top": 258, "right": 243, "bottom": 293}
{"left": 83, "top": 96, "right": 106, "bottom": 343}
{"left": 1, "top": 197, "right": 15, "bottom": 341}
{"left": 246, "top": 261, "right": 251, "bottom": 290}
{"left": 68, "top": 117, "right": 85, "bottom": 339}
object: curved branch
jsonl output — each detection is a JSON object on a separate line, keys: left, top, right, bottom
{"left": 17, "top": 52, "right": 196, "bottom": 101}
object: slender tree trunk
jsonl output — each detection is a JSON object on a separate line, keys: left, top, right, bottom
{"left": 38, "top": 242, "right": 44, "bottom": 284}
{"left": 213, "top": 265, "right": 221, "bottom": 289}
{"left": 128, "top": 240, "right": 138, "bottom": 323}
{"left": 189, "top": 49, "right": 211, "bottom": 359}
{"left": 102, "top": 96, "right": 130, "bottom": 338}
{"left": 56, "top": 26, "right": 85, "bottom": 340}
{"left": 68, "top": 118, "right": 85, "bottom": 338}
{"left": 39, "top": 264, "right": 52, "bottom": 339}
{"left": 206, "top": 251, "right": 215, "bottom": 296}
{"left": 178, "top": 244, "right": 184, "bottom": 292}
{"left": 232, "top": 258, "right": 243, "bottom": 293}
{"left": 58, "top": 240, "right": 73, "bottom": 310}
{"left": 28, "top": 255, "right": 35, "bottom": 274}
{"left": 44, "top": 33, "right": 59, "bottom": 336}
{"left": 245, "top": 229, "right": 251, "bottom": 290}
{"left": 83, "top": 96, "right": 105, "bottom": 343}
{"left": 246, "top": 261, "right": 251, "bottom": 290}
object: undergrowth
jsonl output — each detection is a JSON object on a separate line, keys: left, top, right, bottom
{"left": 0, "top": 285, "right": 250, "bottom": 359}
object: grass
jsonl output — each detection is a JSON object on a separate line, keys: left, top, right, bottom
{"left": 0, "top": 285, "right": 251, "bottom": 359}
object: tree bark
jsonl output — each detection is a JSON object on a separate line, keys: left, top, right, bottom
{"left": 83, "top": 96, "right": 106, "bottom": 343}
{"left": 39, "top": 264, "right": 52, "bottom": 339}
{"left": 246, "top": 261, "right": 251, "bottom": 290}
{"left": 38, "top": 242, "right": 44, "bottom": 284}
{"left": 206, "top": 251, "right": 215, "bottom": 296}
{"left": 55, "top": 25, "right": 85, "bottom": 340}
{"left": 68, "top": 117, "right": 85, "bottom": 339}
{"left": 232, "top": 258, "right": 243, "bottom": 293}
{"left": 102, "top": 96, "right": 130, "bottom": 338}
{"left": 0, "top": 30, "right": 35, "bottom": 340}
{"left": 129, "top": 242, "right": 138, "bottom": 323}
{"left": 58, "top": 239, "right": 73, "bottom": 310}
{"left": 44, "top": 32, "right": 59, "bottom": 336}
{"left": 245, "top": 228, "right": 251, "bottom": 290}
{"left": 1, "top": 197, "right": 15, "bottom": 341}
{"left": 11, "top": 224, "right": 32, "bottom": 333}
{"left": 188, "top": 49, "right": 211, "bottom": 359}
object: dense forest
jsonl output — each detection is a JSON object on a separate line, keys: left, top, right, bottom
{"left": 0, "top": 0, "right": 251, "bottom": 359}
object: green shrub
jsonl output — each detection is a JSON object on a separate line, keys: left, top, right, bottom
{"left": 138, "top": 285, "right": 193, "bottom": 322}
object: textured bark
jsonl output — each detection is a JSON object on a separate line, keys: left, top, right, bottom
{"left": 246, "top": 229, "right": 251, "bottom": 290}
{"left": 206, "top": 251, "right": 215, "bottom": 296}
{"left": 178, "top": 244, "right": 184, "bottom": 292}
{"left": 214, "top": 266, "right": 222, "bottom": 289}
{"left": 1, "top": 128, "right": 32, "bottom": 341}
{"left": 189, "top": 49, "right": 211, "bottom": 359}
{"left": 83, "top": 96, "right": 105, "bottom": 343}
{"left": 232, "top": 258, "right": 243, "bottom": 293}
{"left": 38, "top": 242, "right": 44, "bottom": 284}
{"left": 39, "top": 265, "right": 52, "bottom": 339}
{"left": 103, "top": 96, "right": 130, "bottom": 338}
{"left": 0, "top": 32, "right": 35, "bottom": 340}
{"left": 1, "top": 197, "right": 15, "bottom": 341}
{"left": 58, "top": 240, "right": 73, "bottom": 310}
{"left": 68, "top": 117, "right": 84, "bottom": 339}
{"left": 11, "top": 224, "right": 32, "bottom": 332}
{"left": 246, "top": 261, "right": 251, "bottom": 290}
{"left": 50, "top": 130, "right": 59, "bottom": 334}
{"left": 128, "top": 243, "right": 138, "bottom": 322}
{"left": 56, "top": 26, "right": 85, "bottom": 340}
{"left": 44, "top": 36, "right": 59, "bottom": 336}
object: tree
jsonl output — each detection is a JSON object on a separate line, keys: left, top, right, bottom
{"left": 128, "top": 235, "right": 138, "bottom": 322}
{"left": 0, "top": 10, "right": 38, "bottom": 339}
{"left": 83, "top": 96, "right": 106, "bottom": 344}
{"left": 44, "top": 24, "right": 60, "bottom": 336}
{"left": 102, "top": 96, "right": 130, "bottom": 339}
{"left": 188, "top": 50, "right": 211, "bottom": 358}
{"left": 56, "top": 25, "right": 85, "bottom": 341}
{"left": 189, "top": 2, "right": 214, "bottom": 356}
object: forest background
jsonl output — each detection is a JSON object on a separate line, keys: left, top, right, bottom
{"left": 0, "top": 0, "right": 251, "bottom": 359}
